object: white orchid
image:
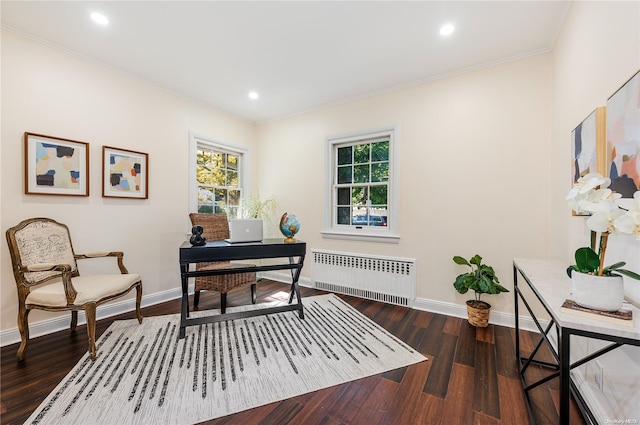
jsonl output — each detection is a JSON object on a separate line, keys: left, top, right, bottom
{"left": 567, "top": 172, "right": 640, "bottom": 279}
{"left": 567, "top": 173, "right": 612, "bottom": 213}
{"left": 614, "top": 192, "right": 640, "bottom": 240}
{"left": 587, "top": 204, "right": 625, "bottom": 233}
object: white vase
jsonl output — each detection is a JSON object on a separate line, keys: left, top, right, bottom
{"left": 570, "top": 271, "right": 624, "bottom": 312}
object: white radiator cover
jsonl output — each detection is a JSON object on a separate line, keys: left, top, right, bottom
{"left": 311, "top": 249, "right": 416, "bottom": 307}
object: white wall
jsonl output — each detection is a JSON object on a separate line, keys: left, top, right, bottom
{"left": 256, "top": 53, "right": 552, "bottom": 315}
{"left": 550, "top": 1, "right": 640, "bottom": 422}
{"left": 1, "top": 30, "right": 257, "bottom": 331}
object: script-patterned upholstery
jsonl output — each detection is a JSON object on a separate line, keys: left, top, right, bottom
{"left": 189, "top": 213, "right": 257, "bottom": 313}
{"left": 5, "top": 217, "right": 143, "bottom": 361}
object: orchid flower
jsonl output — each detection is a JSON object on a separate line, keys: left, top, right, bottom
{"left": 586, "top": 203, "right": 624, "bottom": 233}
{"left": 614, "top": 192, "right": 640, "bottom": 240}
{"left": 567, "top": 173, "right": 612, "bottom": 213}
{"left": 567, "top": 172, "right": 640, "bottom": 279}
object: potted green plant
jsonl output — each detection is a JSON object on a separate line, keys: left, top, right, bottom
{"left": 452, "top": 254, "right": 509, "bottom": 327}
{"left": 566, "top": 173, "right": 640, "bottom": 311}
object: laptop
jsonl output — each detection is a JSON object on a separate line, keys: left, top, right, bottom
{"left": 225, "top": 219, "right": 263, "bottom": 243}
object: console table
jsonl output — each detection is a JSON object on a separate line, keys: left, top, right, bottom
{"left": 179, "top": 239, "right": 306, "bottom": 339}
{"left": 513, "top": 258, "right": 640, "bottom": 425}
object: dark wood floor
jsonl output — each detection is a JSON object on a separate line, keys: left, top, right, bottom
{"left": 1, "top": 281, "right": 587, "bottom": 425}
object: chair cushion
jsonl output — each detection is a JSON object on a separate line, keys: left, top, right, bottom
{"left": 25, "top": 274, "right": 141, "bottom": 307}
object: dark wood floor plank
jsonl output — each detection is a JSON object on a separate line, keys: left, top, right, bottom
{"left": 389, "top": 308, "right": 426, "bottom": 350}
{"left": 473, "top": 411, "right": 502, "bottom": 425}
{"left": 497, "top": 375, "right": 530, "bottom": 425}
{"left": 257, "top": 399, "right": 304, "bottom": 425}
{"left": 455, "top": 320, "right": 477, "bottom": 367}
{"left": 380, "top": 360, "right": 431, "bottom": 425}
{"left": 443, "top": 316, "right": 462, "bottom": 336}
{"left": 494, "top": 326, "right": 519, "bottom": 379}
{"left": 286, "top": 383, "right": 350, "bottom": 425}
{"left": 476, "top": 325, "right": 495, "bottom": 344}
{"left": 549, "top": 388, "right": 592, "bottom": 425}
{"left": 1, "top": 281, "right": 587, "bottom": 425}
{"left": 423, "top": 333, "right": 458, "bottom": 398}
{"left": 442, "top": 363, "right": 475, "bottom": 425}
{"left": 323, "top": 375, "right": 382, "bottom": 424}
{"left": 473, "top": 340, "right": 501, "bottom": 418}
{"left": 418, "top": 393, "right": 446, "bottom": 424}
{"left": 412, "top": 310, "right": 433, "bottom": 329}
{"left": 352, "top": 377, "right": 400, "bottom": 425}
{"left": 381, "top": 366, "right": 407, "bottom": 383}
{"left": 417, "top": 314, "right": 447, "bottom": 357}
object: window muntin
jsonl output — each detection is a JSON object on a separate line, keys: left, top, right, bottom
{"left": 334, "top": 138, "right": 389, "bottom": 228}
{"left": 196, "top": 144, "right": 243, "bottom": 218}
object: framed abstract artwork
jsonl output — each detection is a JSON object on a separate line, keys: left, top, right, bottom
{"left": 24, "top": 132, "right": 89, "bottom": 196}
{"left": 102, "top": 146, "right": 148, "bottom": 199}
{"left": 571, "top": 107, "right": 606, "bottom": 216}
{"left": 606, "top": 69, "right": 640, "bottom": 198}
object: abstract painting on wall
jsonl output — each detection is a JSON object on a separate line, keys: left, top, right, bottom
{"left": 571, "top": 107, "right": 606, "bottom": 216}
{"left": 606, "top": 69, "right": 640, "bottom": 198}
{"left": 24, "top": 132, "right": 89, "bottom": 196}
{"left": 102, "top": 146, "right": 148, "bottom": 199}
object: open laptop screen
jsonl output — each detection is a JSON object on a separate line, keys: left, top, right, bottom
{"left": 225, "top": 219, "right": 263, "bottom": 243}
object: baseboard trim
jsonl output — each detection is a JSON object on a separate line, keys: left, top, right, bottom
{"left": 412, "top": 297, "right": 546, "bottom": 332}
{"left": 0, "top": 276, "right": 534, "bottom": 347}
{"left": 0, "top": 287, "right": 184, "bottom": 347}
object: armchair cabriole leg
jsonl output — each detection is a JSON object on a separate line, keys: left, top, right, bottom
{"left": 16, "top": 306, "right": 30, "bottom": 361}
{"left": 71, "top": 311, "right": 78, "bottom": 331}
{"left": 135, "top": 282, "right": 143, "bottom": 324}
{"left": 251, "top": 283, "right": 257, "bottom": 304}
{"left": 85, "top": 304, "right": 97, "bottom": 360}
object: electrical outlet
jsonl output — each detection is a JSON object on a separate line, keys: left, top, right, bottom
{"left": 594, "top": 361, "right": 604, "bottom": 391}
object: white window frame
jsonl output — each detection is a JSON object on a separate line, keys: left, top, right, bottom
{"left": 322, "top": 125, "right": 400, "bottom": 243}
{"left": 188, "top": 131, "right": 252, "bottom": 215}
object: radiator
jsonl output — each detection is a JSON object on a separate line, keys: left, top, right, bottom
{"left": 311, "top": 249, "right": 416, "bottom": 307}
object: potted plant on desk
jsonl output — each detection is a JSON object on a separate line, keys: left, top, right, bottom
{"left": 453, "top": 254, "right": 509, "bottom": 327}
{"left": 566, "top": 173, "right": 640, "bottom": 311}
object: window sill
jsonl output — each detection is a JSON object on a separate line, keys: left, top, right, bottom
{"left": 321, "top": 230, "right": 400, "bottom": 244}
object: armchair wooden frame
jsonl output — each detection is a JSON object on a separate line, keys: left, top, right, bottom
{"left": 6, "top": 217, "right": 143, "bottom": 361}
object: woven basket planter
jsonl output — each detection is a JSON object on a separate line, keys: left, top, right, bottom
{"left": 466, "top": 300, "right": 491, "bottom": 327}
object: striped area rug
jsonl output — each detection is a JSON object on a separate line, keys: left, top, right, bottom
{"left": 26, "top": 294, "right": 427, "bottom": 424}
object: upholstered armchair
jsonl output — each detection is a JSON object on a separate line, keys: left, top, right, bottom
{"left": 188, "top": 213, "right": 257, "bottom": 313}
{"left": 5, "top": 217, "right": 143, "bottom": 361}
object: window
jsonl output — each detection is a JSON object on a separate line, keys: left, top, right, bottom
{"left": 323, "top": 126, "right": 399, "bottom": 242}
{"left": 189, "top": 132, "right": 250, "bottom": 218}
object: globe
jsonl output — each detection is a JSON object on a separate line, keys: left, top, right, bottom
{"left": 279, "top": 212, "right": 301, "bottom": 243}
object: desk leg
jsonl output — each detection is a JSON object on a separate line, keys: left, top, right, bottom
{"left": 559, "top": 328, "right": 571, "bottom": 424}
{"left": 179, "top": 264, "right": 189, "bottom": 339}
{"left": 288, "top": 255, "right": 305, "bottom": 319}
{"left": 514, "top": 265, "right": 521, "bottom": 362}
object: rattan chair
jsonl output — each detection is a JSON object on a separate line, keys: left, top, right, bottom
{"left": 5, "top": 217, "right": 143, "bottom": 361}
{"left": 189, "top": 213, "right": 257, "bottom": 312}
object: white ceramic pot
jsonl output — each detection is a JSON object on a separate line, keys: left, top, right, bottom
{"left": 570, "top": 270, "right": 624, "bottom": 312}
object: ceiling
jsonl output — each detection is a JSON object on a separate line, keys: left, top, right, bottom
{"left": 1, "top": 1, "right": 570, "bottom": 123}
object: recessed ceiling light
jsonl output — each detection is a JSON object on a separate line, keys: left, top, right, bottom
{"left": 439, "top": 23, "right": 455, "bottom": 37}
{"left": 91, "top": 12, "right": 109, "bottom": 26}
{"left": 248, "top": 91, "right": 259, "bottom": 100}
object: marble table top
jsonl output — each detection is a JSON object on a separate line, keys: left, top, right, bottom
{"left": 513, "top": 258, "right": 640, "bottom": 342}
